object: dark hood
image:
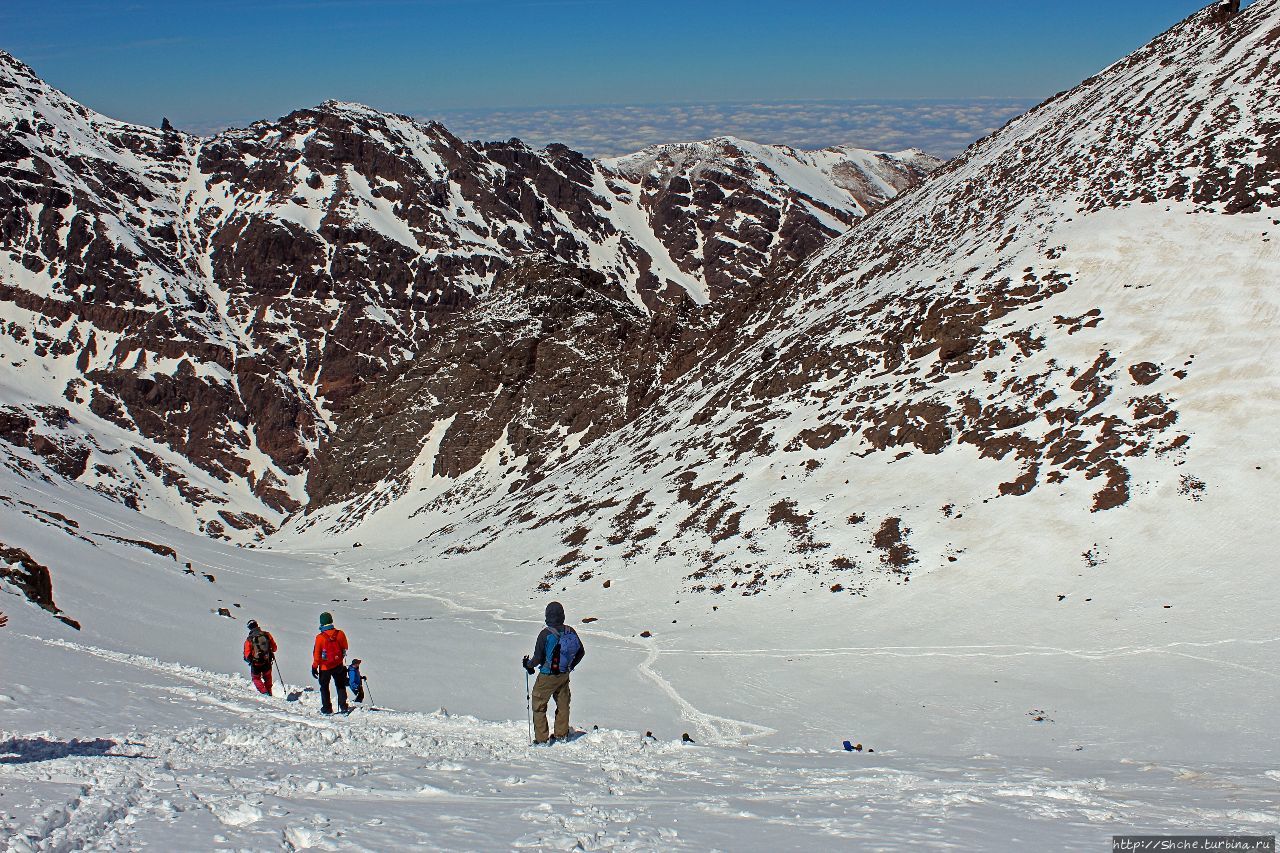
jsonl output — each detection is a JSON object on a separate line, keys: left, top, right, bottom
{"left": 545, "top": 601, "right": 565, "bottom": 629}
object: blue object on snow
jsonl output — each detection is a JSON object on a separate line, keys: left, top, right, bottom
{"left": 842, "top": 740, "right": 854, "bottom": 751}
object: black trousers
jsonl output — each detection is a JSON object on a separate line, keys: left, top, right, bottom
{"left": 318, "top": 665, "right": 349, "bottom": 713}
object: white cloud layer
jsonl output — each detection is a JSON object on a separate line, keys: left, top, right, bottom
{"left": 415, "top": 98, "right": 1039, "bottom": 159}
{"left": 178, "top": 98, "right": 1038, "bottom": 160}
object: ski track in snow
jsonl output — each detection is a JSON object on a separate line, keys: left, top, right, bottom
{"left": 633, "top": 641, "right": 776, "bottom": 745}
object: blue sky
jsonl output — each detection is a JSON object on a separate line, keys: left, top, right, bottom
{"left": 4, "top": 0, "right": 1220, "bottom": 155}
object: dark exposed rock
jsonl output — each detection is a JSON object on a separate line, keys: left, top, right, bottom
{"left": 0, "top": 405, "right": 91, "bottom": 479}
{"left": 1128, "top": 362, "right": 1163, "bottom": 386}
{"left": 98, "top": 535, "right": 175, "bottom": 560}
{"left": 872, "top": 518, "right": 916, "bottom": 570}
{"left": 0, "top": 543, "right": 80, "bottom": 629}
{"left": 306, "top": 259, "right": 711, "bottom": 507}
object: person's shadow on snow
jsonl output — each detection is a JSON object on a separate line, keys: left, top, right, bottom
{"left": 0, "top": 737, "right": 147, "bottom": 764}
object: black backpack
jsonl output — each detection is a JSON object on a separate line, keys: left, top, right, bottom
{"left": 250, "top": 631, "right": 272, "bottom": 665}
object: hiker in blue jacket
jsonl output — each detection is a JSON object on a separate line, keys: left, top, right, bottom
{"left": 347, "top": 659, "right": 365, "bottom": 703}
{"left": 522, "top": 601, "right": 585, "bottom": 744}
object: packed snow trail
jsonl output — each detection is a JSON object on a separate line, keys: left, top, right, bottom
{"left": 633, "top": 641, "right": 775, "bottom": 745}
{"left": 2, "top": 631, "right": 1278, "bottom": 852}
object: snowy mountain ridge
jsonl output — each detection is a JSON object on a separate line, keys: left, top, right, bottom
{"left": 0, "top": 49, "right": 938, "bottom": 540}
{"left": 602, "top": 136, "right": 937, "bottom": 227}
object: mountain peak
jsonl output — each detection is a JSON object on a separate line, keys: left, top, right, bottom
{"left": 0, "top": 50, "right": 55, "bottom": 103}
{"left": 315, "top": 98, "right": 397, "bottom": 120}
{"left": 0, "top": 50, "right": 36, "bottom": 77}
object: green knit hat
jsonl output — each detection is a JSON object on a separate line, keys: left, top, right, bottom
{"left": 319, "top": 611, "right": 334, "bottom": 627}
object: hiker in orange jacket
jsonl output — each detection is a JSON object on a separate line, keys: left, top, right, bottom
{"left": 243, "top": 620, "right": 278, "bottom": 695}
{"left": 311, "top": 611, "right": 350, "bottom": 714}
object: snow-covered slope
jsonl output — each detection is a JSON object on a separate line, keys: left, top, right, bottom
{"left": 280, "top": 9, "right": 1280, "bottom": 835}
{"left": 2, "top": 2, "right": 1279, "bottom": 848}
{"left": 2, "top": 452, "right": 1277, "bottom": 850}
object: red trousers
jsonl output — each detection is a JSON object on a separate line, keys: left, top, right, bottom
{"left": 251, "top": 668, "right": 273, "bottom": 695}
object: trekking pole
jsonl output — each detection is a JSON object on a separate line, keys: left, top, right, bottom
{"left": 273, "top": 657, "right": 288, "bottom": 697}
{"left": 525, "top": 669, "right": 533, "bottom": 746}
{"left": 363, "top": 675, "right": 374, "bottom": 708}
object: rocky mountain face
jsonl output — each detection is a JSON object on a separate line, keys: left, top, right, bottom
{"left": 294, "top": 0, "right": 1280, "bottom": 602}
{"left": 304, "top": 260, "right": 712, "bottom": 512}
{"left": 598, "top": 138, "right": 940, "bottom": 299}
{"left": 0, "top": 51, "right": 937, "bottom": 538}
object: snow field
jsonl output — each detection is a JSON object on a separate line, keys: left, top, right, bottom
{"left": 2, "top": 626, "right": 1277, "bottom": 852}
{"left": 2, "top": 461, "right": 1278, "bottom": 849}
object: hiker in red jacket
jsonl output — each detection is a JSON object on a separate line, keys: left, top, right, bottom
{"left": 243, "top": 620, "right": 278, "bottom": 695}
{"left": 311, "top": 611, "right": 350, "bottom": 715}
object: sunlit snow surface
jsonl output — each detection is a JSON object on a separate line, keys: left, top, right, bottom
{"left": 1, "top": 461, "right": 1278, "bottom": 850}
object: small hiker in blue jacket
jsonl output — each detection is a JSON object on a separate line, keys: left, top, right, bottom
{"left": 347, "top": 659, "right": 365, "bottom": 703}
{"left": 522, "top": 601, "right": 585, "bottom": 744}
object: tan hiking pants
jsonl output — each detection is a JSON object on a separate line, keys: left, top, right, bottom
{"left": 531, "top": 672, "right": 571, "bottom": 742}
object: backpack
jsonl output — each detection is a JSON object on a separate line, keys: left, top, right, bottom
{"left": 316, "top": 629, "right": 345, "bottom": 667}
{"left": 550, "top": 627, "right": 581, "bottom": 675}
{"left": 249, "top": 631, "right": 272, "bottom": 665}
